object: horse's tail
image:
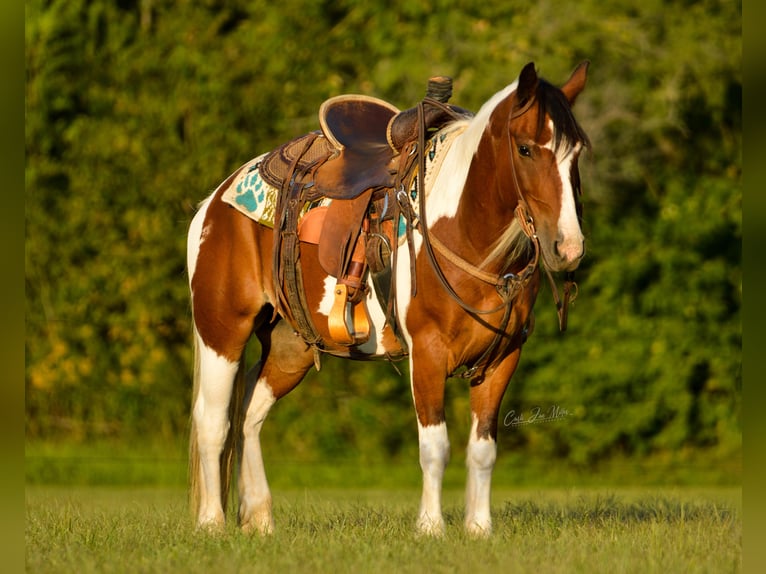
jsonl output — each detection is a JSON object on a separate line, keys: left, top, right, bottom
{"left": 188, "top": 328, "right": 246, "bottom": 522}
{"left": 188, "top": 330, "right": 203, "bottom": 521}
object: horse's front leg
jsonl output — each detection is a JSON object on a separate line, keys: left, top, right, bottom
{"left": 410, "top": 352, "right": 450, "bottom": 536}
{"left": 465, "top": 348, "right": 521, "bottom": 536}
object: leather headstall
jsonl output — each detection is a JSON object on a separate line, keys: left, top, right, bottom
{"left": 406, "top": 94, "right": 578, "bottom": 381}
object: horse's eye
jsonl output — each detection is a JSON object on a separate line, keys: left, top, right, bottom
{"left": 518, "top": 144, "right": 532, "bottom": 158}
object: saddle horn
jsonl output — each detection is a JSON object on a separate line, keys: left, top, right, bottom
{"left": 386, "top": 76, "right": 470, "bottom": 152}
{"left": 425, "top": 76, "right": 453, "bottom": 103}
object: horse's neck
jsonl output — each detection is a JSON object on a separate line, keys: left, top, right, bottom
{"left": 425, "top": 122, "right": 504, "bottom": 238}
{"left": 444, "top": 130, "right": 519, "bottom": 268}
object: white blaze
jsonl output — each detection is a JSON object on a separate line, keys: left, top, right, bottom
{"left": 556, "top": 147, "right": 584, "bottom": 263}
{"left": 544, "top": 126, "right": 584, "bottom": 264}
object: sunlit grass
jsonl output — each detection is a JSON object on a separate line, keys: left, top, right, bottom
{"left": 26, "top": 486, "right": 740, "bottom": 574}
{"left": 25, "top": 440, "right": 741, "bottom": 489}
{"left": 25, "top": 442, "right": 742, "bottom": 571}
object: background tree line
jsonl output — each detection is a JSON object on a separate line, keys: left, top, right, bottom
{"left": 25, "top": 0, "right": 741, "bottom": 478}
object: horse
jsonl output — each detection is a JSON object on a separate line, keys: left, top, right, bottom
{"left": 186, "top": 61, "right": 590, "bottom": 536}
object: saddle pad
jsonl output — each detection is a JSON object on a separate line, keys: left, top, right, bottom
{"left": 396, "top": 123, "right": 467, "bottom": 243}
{"left": 221, "top": 153, "right": 331, "bottom": 228}
{"left": 221, "top": 154, "right": 279, "bottom": 227}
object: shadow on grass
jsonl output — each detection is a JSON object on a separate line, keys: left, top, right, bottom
{"left": 495, "top": 492, "right": 738, "bottom": 528}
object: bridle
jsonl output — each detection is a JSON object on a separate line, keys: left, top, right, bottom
{"left": 404, "top": 94, "right": 579, "bottom": 380}
{"left": 505, "top": 108, "right": 579, "bottom": 334}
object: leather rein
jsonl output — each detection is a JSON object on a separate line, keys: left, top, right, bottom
{"left": 406, "top": 97, "right": 578, "bottom": 379}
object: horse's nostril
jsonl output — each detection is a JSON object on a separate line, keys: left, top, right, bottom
{"left": 554, "top": 239, "right": 585, "bottom": 263}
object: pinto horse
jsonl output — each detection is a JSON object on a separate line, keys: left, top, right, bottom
{"left": 187, "top": 61, "right": 589, "bottom": 536}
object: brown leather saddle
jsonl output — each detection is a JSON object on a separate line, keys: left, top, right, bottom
{"left": 260, "top": 96, "right": 399, "bottom": 202}
{"left": 263, "top": 77, "right": 470, "bottom": 351}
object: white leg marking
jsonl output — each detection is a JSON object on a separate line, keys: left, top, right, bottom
{"left": 193, "top": 337, "right": 239, "bottom": 528}
{"left": 465, "top": 415, "right": 497, "bottom": 536}
{"left": 239, "top": 375, "right": 277, "bottom": 534}
{"left": 417, "top": 421, "right": 450, "bottom": 536}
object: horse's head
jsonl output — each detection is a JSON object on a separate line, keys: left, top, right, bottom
{"left": 494, "top": 62, "right": 590, "bottom": 273}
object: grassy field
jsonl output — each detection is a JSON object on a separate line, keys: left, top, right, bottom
{"left": 25, "top": 443, "right": 742, "bottom": 572}
{"left": 26, "top": 485, "right": 740, "bottom": 573}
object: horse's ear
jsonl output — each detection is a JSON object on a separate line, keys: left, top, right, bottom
{"left": 516, "top": 62, "right": 538, "bottom": 107}
{"left": 561, "top": 60, "right": 589, "bottom": 105}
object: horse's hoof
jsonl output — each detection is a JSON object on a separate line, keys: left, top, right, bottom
{"left": 196, "top": 517, "right": 225, "bottom": 534}
{"left": 465, "top": 520, "right": 492, "bottom": 538}
{"left": 241, "top": 517, "right": 275, "bottom": 536}
{"left": 416, "top": 517, "right": 445, "bottom": 537}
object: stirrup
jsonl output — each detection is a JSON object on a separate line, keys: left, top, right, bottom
{"left": 328, "top": 283, "right": 371, "bottom": 345}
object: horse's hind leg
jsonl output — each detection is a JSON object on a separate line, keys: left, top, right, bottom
{"left": 188, "top": 194, "right": 268, "bottom": 530}
{"left": 192, "top": 332, "right": 241, "bottom": 529}
{"left": 238, "top": 319, "right": 315, "bottom": 534}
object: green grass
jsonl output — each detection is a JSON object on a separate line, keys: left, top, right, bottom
{"left": 25, "top": 442, "right": 742, "bottom": 572}
{"left": 26, "top": 486, "right": 741, "bottom": 573}
{"left": 25, "top": 439, "right": 742, "bottom": 489}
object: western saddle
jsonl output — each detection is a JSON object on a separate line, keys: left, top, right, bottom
{"left": 260, "top": 77, "right": 471, "bottom": 355}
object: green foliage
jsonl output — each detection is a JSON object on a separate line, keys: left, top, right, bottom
{"left": 26, "top": 0, "right": 741, "bottom": 476}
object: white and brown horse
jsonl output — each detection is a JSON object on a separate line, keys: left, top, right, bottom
{"left": 187, "top": 62, "right": 589, "bottom": 536}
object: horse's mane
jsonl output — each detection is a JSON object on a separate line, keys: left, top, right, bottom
{"left": 481, "top": 220, "right": 533, "bottom": 272}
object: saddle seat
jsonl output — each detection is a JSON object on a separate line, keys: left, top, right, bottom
{"left": 319, "top": 95, "right": 399, "bottom": 152}
{"left": 261, "top": 77, "right": 466, "bottom": 201}
{"left": 311, "top": 95, "right": 400, "bottom": 200}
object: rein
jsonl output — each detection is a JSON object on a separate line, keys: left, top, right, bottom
{"left": 405, "top": 97, "right": 577, "bottom": 379}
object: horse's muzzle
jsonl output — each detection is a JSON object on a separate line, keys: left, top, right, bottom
{"left": 552, "top": 237, "right": 585, "bottom": 271}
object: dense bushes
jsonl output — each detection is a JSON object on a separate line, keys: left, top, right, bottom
{"left": 26, "top": 0, "right": 740, "bottom": 473}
